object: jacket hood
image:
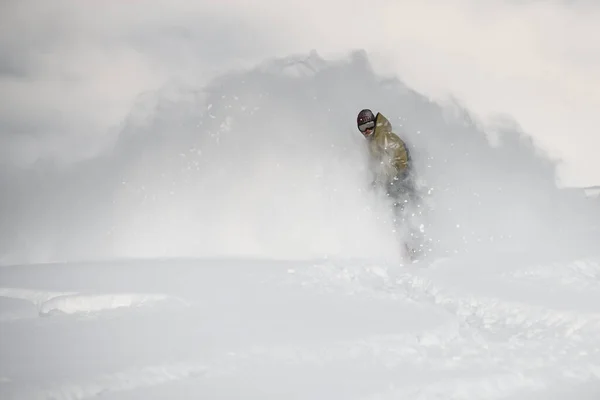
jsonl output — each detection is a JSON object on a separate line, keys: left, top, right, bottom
{"left": 374, "top": 113, "right": 392, "bottom": 136}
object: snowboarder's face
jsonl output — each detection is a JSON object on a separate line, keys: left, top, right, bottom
{"left": 358, "top": 121, "right": 375, "bottom": 138}
{"left": 362, "top": 128, "right": 374, "bottom": 138}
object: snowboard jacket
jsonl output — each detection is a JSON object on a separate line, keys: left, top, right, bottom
{"left": 366, "top": 112, "right": 411, "bottom": 185}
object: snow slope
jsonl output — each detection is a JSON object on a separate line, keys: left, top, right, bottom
{"left": 1, "top": 52, "right": 600, "bottom": 399}
{"left": 2, "top": 256, "right": 600, "bottom": 399}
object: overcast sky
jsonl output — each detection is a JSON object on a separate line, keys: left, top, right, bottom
{"left": 1, "top": 0, "right": 598, "bottom": 186}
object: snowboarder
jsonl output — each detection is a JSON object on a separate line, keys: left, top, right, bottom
{"left": 357, "top": 108, "right": 423, "bottom": 260}
{"left": 356, "top": 109, "right": 416, "bottom": 206}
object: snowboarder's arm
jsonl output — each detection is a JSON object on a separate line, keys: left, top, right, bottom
{"left": 387, "top": 136, "right": 410, "bottom": 173}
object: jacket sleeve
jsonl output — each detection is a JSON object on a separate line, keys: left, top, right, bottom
{"left": 386, "top": 134, "right": 410, "bottom": 173}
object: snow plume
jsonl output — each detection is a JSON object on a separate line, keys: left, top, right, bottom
{"left": 0, "top": 51, "right": 596, "bottom": 265}
{"left": 107, "top": 55, "right": 399, "bottom": 261}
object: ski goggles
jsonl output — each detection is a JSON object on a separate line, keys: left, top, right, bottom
{"left": 358, "top": 120, "right": 375, "bottom": 133}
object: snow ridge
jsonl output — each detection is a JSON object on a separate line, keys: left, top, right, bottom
{"left": 0, "top": 288, "right": 188, "bottom": 316}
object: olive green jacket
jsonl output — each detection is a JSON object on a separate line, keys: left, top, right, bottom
{"left": 366, "top": 113, "right": 410, "bottom": 185}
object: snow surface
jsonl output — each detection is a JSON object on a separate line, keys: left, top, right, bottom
{"left": 1, "top": 51, "right": 600, "bottom": 399}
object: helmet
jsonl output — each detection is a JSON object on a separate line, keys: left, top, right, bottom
{"left": 357, "top": 109, "right": 376, "bottom": 134}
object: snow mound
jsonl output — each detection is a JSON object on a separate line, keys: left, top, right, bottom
{"left": 38, "top": 292, "right": 188, "bottom": 316}
{"left": 0, "top": 287, "right": 77, "bottom": 309}
{"left": 0, "top": 288, "right": 188, "bottom": 316}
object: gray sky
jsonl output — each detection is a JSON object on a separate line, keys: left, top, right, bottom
{"left": 1, "top": 0, "right": 598, "bottom": 186}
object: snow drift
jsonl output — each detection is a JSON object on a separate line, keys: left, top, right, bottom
{"left": 0, "top": 50, "right": 597, "bottom": 265}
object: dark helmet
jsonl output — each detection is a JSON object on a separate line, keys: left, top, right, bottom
{"left": 357, "top": 109, "right": 376, "bottom": 134}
